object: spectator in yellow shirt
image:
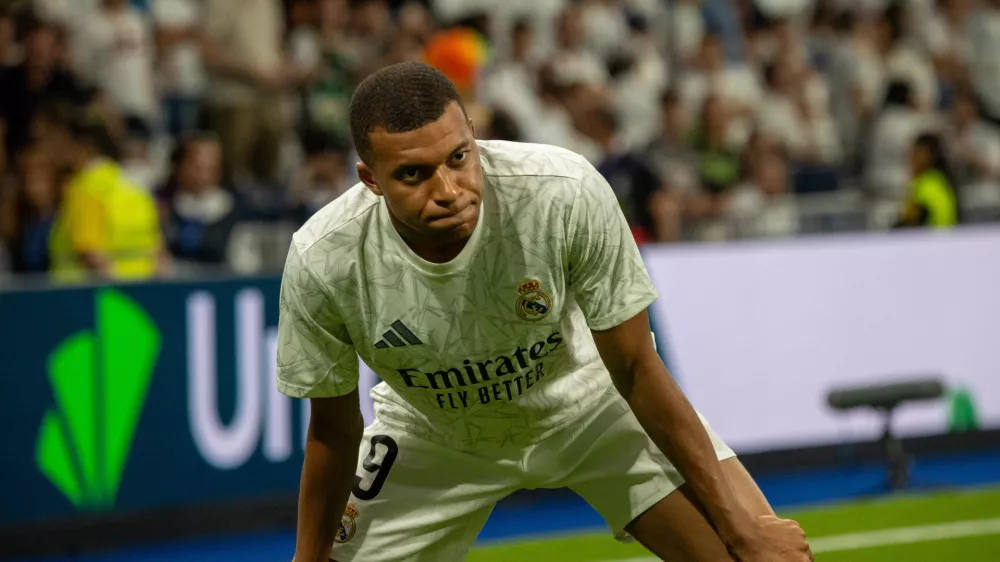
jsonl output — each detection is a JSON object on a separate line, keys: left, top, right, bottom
{"left": 896, "top": 133, "right": 959, "bottom": 229}
{"left": 46, "top": 114, "right": 170, "bottom": 281}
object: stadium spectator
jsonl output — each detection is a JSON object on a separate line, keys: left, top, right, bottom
{"left": 159, "top": 131, "right": 240, "bottom": 264}
{"left": 676, "top": 31, "right": 762, "bottom": 148}
{"left": 201, "top": 0, "right": 297, "bottom": 186}
{"left": 916, "top": 0, "right": 974, "bottom": 91}
{"left": 483, "top": 108, "right": 522, "bottom": 142}
{"left": 578, "top": 0, "right": 630, "bottom": 61}
{"left": 969, "top": 0, "right": 1000, "bottom": 125}
{"left": 288, "top": 129, "right": 350, "bottom": 226}
{"left": 611, "top": 13, "right": 668, "bottom": 149}
{"left": 728, "top": 147, "right": 799, "bottom": 238}
{"left": 151, "top": 0, "right": 206, "bottom": 137}
{"left": 866, "top": 80, "right": 938, "bottom": 202}
{"left": 646, "top": 90, "right": 699, "bottom": 193}
{"left": 896, "top": 133, "right": 958, "bottom": 228}
{"left": 549, "top": 3, "right": 608, "bottom": 88}
{"left": 0, "top": 145, "right": 59, "bottom": 273}
{"left": 757, "top": 52, "right": 841, "bottom": 165}
{"left": 479, "top": 19, "right": 542, "bottom": 144}
{"left": 45, "top": 114, "right": 167, "bottom": 281}
{"left": 348, "top": 0, "right": 394, "bottom": 75}
{"left": 120, "top": 117, "right": 161, "bottom": 190}
{"left": 75, "top": 0, "right": 158, "bottom": 129}
{"left": 671, "top": 0, "right": 708, "bottom": 67}
{"left": 644, "top": 89, "right": 700, "bottom": 242}
{"left": 947, "top": 87, "right": 1000, "bottom": 183}
{"left": 289, "top": 0, "right": 356, "bottom": 143}
{"left": 691, "top": 94, "right": 741, "bottom": 196}
{"left": 0, "top": 12, "right": 89, "bottom": 173}
{"left": 880, "top": 2, "right": 939, "bottom": 114}
{"left": 586, "top": 104, "right": 661, "bottom": 244}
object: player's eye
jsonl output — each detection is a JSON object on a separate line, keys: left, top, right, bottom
{"left": 450, "top": 151, "right": 469, "bottom": 166}
{"left": 396, "top": 167, "right": 423, "bottom": 183}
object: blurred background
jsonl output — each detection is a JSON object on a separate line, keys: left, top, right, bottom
{"left": 1, "top": 0, "right": 999, "bottom": 560}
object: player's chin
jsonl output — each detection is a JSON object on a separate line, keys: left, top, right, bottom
{"left": 432, "top": 220, "right": 476, "bottom": 241}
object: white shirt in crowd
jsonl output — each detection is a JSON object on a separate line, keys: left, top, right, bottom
{"left": 671, "top": 0, "right": 706, "bottom": 65}
{"left": 580, "top": 0, "right": 630, "bottom": 60}
{"left": 151, "top": 0, "right": 206, "bottom": 98}
{"left": 757, "top": 76, "right": 841, "bottom": 165}
{"left": 728, "top": 185, "right": 799, "bottom": 239}
{"left": 885, "top": 42, "right": 939, "bottom": 113}
{"left": 969, "top": 7, "right": 1000, "bottom": 119}
{"left": 77, "top": 5, "right": 158, "bottom": 120}
{"left": 865, "top": 106, "right": 939, "bottom": 201}
{"left": 952, "top": 121, "right": 1000, "bottom": 180}
{"left": 679, "top": 65, "right": 763, "bottom": 148}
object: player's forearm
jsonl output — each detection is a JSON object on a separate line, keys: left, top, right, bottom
{"left": 294, "top": 422, "right": 362, "bottom": 562}
{"left": 622, "top": 355, "right": 754, "bottom": 545}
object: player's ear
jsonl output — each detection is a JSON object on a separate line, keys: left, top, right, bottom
{"left": 467, "top": 117, "right": 475, "bottom": 138}
{"left": 356, "top": 162, "right": 382, "bottom": 196}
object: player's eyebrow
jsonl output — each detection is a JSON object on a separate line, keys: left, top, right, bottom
{"left": 450, "top": 140, "right": 472, "bottom": 154}
{"left": 390, "top": 141, "right": 472, "bottom": 177}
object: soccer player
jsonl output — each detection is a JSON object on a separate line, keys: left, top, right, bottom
{"left": 277, "top": 62, "right": 812, "bottom": 562}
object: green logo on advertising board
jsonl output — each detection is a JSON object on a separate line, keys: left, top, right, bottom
{"left": 35, "top": 289, "right": 160, "bottom": 510}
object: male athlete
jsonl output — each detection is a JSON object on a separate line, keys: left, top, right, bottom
{"left": 277, "top": 62, "right": 812, "bottom": 562}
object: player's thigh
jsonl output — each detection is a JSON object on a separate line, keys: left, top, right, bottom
{"left": 561, "top": 396, "right": 737, "bottom": 540}
{"left": 625, "top": 458, "right": 773, "bottom": 561}
{"left": 330, "top": 421, "right": 517, "bottom": 562}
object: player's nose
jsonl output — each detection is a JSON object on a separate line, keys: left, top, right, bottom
{"left": 430, "top": 169, "right": 462, "bottom": 207}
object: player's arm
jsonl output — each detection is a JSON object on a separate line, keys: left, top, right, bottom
{"left": 592, "top": 312, "right": 758, "bottom": 547}
{"left": 566, "top": 161, "right": 796, "bottom": 557}
{"left": 296, "top": 393, "right": 363, "bottom": 562}
{"left": 277, "top": 241, "right": 364, "bottom": 562}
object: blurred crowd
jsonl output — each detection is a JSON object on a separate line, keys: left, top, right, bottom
{"left": 1, "top": 0, "right": 999, "bottom": 280}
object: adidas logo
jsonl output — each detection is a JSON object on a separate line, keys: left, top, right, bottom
{"left": 374, "top": 320, "right": 424, "bottom": 349}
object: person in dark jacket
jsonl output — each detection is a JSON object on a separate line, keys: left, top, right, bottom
{"left": 158, "top": 132, "right": 241, "bottom": 264}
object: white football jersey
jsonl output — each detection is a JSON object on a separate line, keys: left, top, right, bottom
{"left": 277, "top": 141, "right": 658, "bottom": 449}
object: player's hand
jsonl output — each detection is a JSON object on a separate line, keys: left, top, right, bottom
{"left": 728, "top": 515, "right": 813, "bottom": 562}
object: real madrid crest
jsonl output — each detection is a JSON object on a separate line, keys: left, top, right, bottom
{"left": 515, "top": 279, "right": 552, "bottom": 321}
{"left": 335, "top": 504, "right": 360, "bottom": 543}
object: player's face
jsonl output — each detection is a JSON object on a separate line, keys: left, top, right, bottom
{"left": 358, "top": 102, "right": 483, "bottom": 245}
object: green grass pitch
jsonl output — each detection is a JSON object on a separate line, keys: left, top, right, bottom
{"left": 468, "top": 487, "right": 1000, "bottom": 561}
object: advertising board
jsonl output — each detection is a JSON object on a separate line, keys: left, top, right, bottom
{"left": 644, "top": 228, "right": 1000, "bottom": 452}
{"left": 0, "top": 279, "right": 377, "bottom": 526}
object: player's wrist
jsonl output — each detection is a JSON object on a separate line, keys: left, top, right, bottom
{"left": 714, "top": 505, "right": 760, "bottom": 549}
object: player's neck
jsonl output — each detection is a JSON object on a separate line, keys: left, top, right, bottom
{"left": 409, "top": 239, "right": 468, "bottom": 264}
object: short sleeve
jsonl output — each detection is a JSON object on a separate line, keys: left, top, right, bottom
{"left": 67, "top": 189, "right": 108, "bottom": 254}
{"left": 566, "top": 162, "right": 659, "bottom": 331}
{"left": 276, "top": 242, "right": 359, "bottom": 398}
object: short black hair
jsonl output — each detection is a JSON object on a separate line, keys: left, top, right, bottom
{"left": 67, "top": 113, "right": 120, "bottom": 160}
{"left": 349, "top": 62, "right": 466, "bottom": 165}
{"left": 883, "top": 80, "right": 912, "bottom": 108}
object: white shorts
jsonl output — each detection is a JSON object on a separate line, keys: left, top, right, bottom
{"left": 330, "top": 391, "right": 735, "bottom": 561}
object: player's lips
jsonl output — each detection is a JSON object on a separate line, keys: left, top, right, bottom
{"left": 427, "top": 202, "right": 479, "bottom": 228}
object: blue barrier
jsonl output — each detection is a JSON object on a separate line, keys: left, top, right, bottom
{"left": 0, "top": 278, "right": 307, "bottom": 527}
